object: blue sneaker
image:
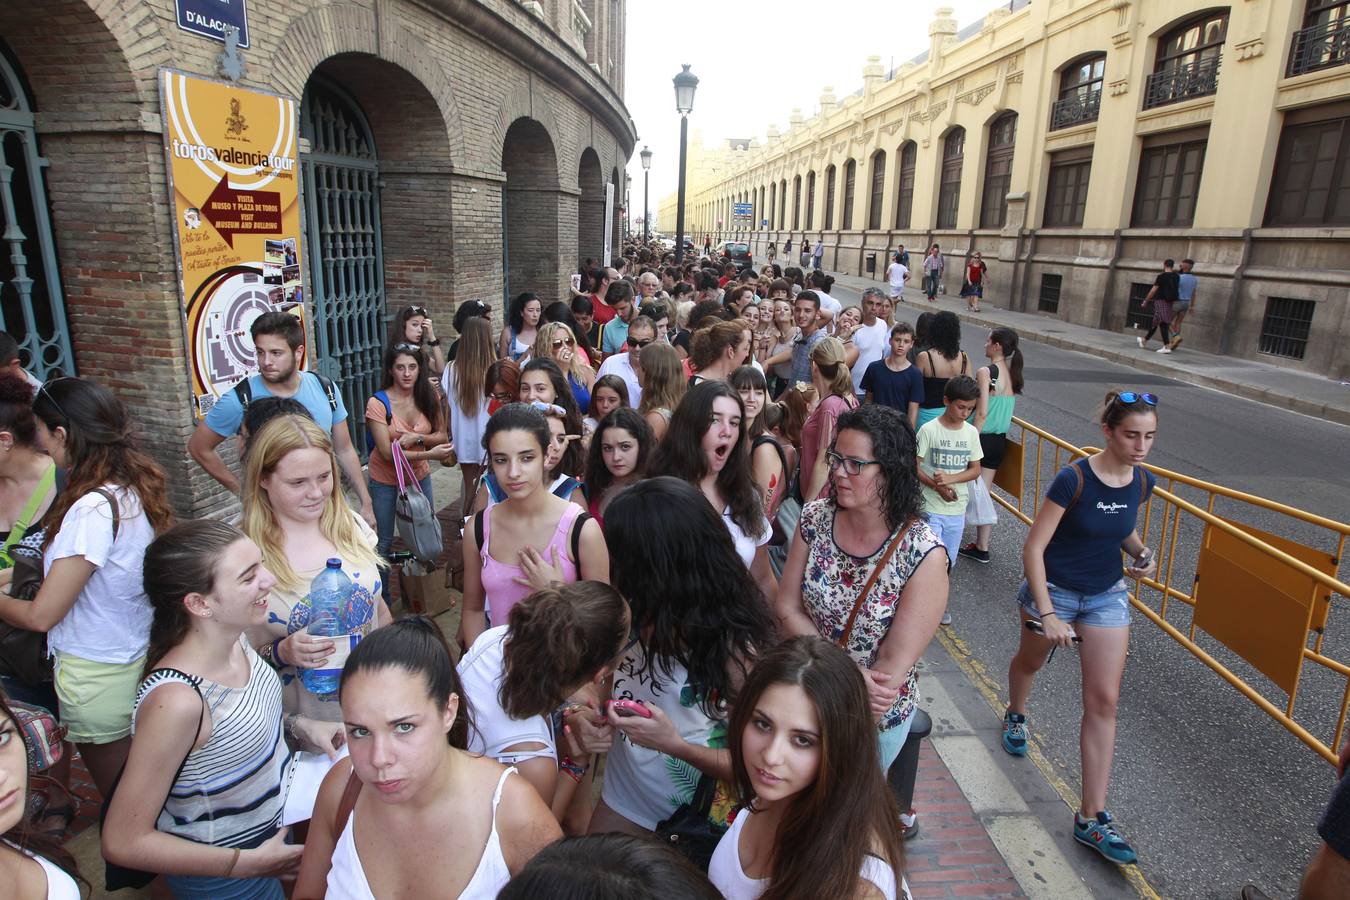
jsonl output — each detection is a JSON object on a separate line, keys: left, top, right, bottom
{"left": 1074, "top": 811, "right": 1138, "bottom": 865}
{"left": 1002, "top": 710, "right": 1028, "bottom": 756}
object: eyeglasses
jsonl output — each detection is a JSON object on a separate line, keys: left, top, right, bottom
{"left": 490, "top": 391, "right": 515, "bottom": 403}
{"left": 1115, "top": 391, "right": 1159, "bottom": 406}
{"left": 35, "top": 378, "right": 72, "bottom": 422}
{"left": 826, "top": 450, "right": 880, "bottom": 476}
{"left": 551, "top": 337, "right": 576, "bottom": 349}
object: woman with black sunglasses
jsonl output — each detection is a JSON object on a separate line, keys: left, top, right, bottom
{"left": 1002, "top": 389, "right": 1159, "bottom": 867}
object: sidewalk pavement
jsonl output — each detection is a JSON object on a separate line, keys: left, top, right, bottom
{"left": 829, "top": 272, "right": 1350, "bottom": 427}
{"left": 61, "top": 469, "right": 1146, "bottom": 899}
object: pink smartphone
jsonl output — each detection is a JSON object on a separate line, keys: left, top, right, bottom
{"left": 609, "top": 699, "right": 653, "bottom": 719}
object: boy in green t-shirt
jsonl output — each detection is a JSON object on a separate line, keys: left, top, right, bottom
{"left": 916, "top": 375, "right": 983, "bottom": 623}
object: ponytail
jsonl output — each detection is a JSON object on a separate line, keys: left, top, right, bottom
{"left": 989, "top": 327, "right": 1024, "bottom": 394}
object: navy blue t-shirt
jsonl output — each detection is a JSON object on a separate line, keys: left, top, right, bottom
{"left": 860, "top": 359, "right": 924, "bottom": 414}
{"left": 1042, "top": 459, "right": 1155, "bottom": 595}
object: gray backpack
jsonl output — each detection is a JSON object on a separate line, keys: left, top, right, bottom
{"left": 392, "top": 443, "right": 442, "bottom": 564}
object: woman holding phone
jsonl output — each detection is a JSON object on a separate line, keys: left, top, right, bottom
{"left": 1002, "top": 390, "right": 1158, "bottom": 866}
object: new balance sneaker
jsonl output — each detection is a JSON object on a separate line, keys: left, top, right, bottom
{"left": 900, "top": 809, "right": 920, "bottom": 841}
{"left": 1001, "top": 710, "right": 1028, "bottom": 756}
{"left": 958, "top": 543, "right": 991, "bottom": 564}
{"left": 1074, "top": 811, "right": 1138, "bottom": 865}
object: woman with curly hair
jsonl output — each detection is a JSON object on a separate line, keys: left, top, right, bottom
{"left": 649, "top": 381, "right": 776, "bottom": 598}
{"left": 915, "top": 311, "right": 969, "bottom": 430}
{"left": 500, "top": 292, "right": 542, "bottom": 362}
{"left": 585, "top": 477, "right": 775, "bottom": 836}
{"left": 533, "top": 321, "right": 596, "bottom": 412}
{"left": 775, "top": 403, "right": 948, "bottom": 782}
{"left": 0, "top": 377, "right": 173, "bottom": 797}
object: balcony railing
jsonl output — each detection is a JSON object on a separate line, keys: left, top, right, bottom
{"left": 1289, "top": 18, "right": 1350, "bottom": 77}
{"left": 1050, "top": 88, "right": 1102, "bottom": 130}
{"left": 1143, "top": 55, "right": 1221, "bottom": 110}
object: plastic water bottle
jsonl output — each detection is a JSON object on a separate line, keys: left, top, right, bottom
{"left": 299, "top": 559, "right": 355, "bottom": 697}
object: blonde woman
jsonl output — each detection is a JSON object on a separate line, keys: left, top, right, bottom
{"left": 443, "top": 316, "right": 494, "bottom": 517}
{"left": 242, "top": 415, "right": 389, "bottom": 733}
{"left": 533, "top": 321, "right": 595, "bottom": 411}
{"left": 636, "top": 342, "right": 685, "bottom": 442}
{"left": 800, "top": 337, "right": 860, "bottom": 501}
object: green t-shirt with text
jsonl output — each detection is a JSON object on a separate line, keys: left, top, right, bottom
{"left": 917, "top": 418, "right": 983, "bottom": 515}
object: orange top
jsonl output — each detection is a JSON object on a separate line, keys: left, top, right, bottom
{"left": 365, "top": 394, "right": 433, "bottom": 485}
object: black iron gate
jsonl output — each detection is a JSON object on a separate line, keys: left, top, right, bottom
{"left": 300, "top": 78, "right": 385, "bottom": 458}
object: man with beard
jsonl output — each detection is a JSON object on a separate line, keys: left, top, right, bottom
{"left": 188, "top": 311, "right": 375, "bottom": 525}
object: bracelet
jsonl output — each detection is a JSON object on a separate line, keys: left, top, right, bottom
{"left": 426, "top": 339, "right": 442, "bottom": 347}
{"left": 271, "top": 637, "right": 287, "bottom": 667}
{"left": 1039, "top": 610, "right": 1058, "bottom": 619}
{"left": 224, "top": 847, "right": 241, "bottom": 878}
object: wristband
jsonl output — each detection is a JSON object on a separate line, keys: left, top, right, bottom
{"left": 1038, "top": 610, "right": 1058, "bottom": 619}
{"left": 271, "top": 637, "right": 287, "bottom": 667}
{"left": 426, "top": 339, "right": 442, "bottom": 347}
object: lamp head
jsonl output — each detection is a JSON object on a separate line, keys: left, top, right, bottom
{"left": 673, "top": 64, "right": 699, "bottom": 116}
{"left": 640, "top": 145, "right": 652, "bottom": 170}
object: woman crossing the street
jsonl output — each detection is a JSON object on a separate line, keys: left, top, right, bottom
{"left": 1002, "top": 390, "right": 1159, "bottom": 866}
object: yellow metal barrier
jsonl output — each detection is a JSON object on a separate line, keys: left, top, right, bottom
{"left": 991, "top": 417, "right": 1350, "bottom": 764}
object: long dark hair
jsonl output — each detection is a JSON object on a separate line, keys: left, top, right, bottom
{"left": 728, "top": 636, "right": 904, "bottom": 900}
{"left": 0, "top": 374, "right": 37, "bottom": 449}
{"left": 497, "top": 833, "right": 722, "bottom": 899}
{"left": 341, "top": 616, "right": 474, "bottom": 749}
{"left": 913, "top": 311, "right": 933, "bottom": 351}
{"left": 0, "top": 688, "right": 86, "bottom": 887}
{"left": 584, "top": 408, "right": 653, "bottom": 501}
{"left": 604, "top": 477, "right": 774, "bottom": 717}
{"left": 142, "top": 519, "right": 247, "bottom": 677}
{"left": 926, "top": 310, "right": 962, "bottom": 361}
{"left": 728, "top": 365, "right": 769, "bottom": 438}
{"left": 521, "top": 358, "right": 584, "bottom": 476}
{"left": 650, "top": 381, "right": 764, "bottom": 539}
{"left": 388, "top": 303, "right": 430, "bottom": 348}
{"left": 989, "top": 327, "right": 1024, "bottom": 394}
{"left": 499, "top": 582, "right": 629, "bottom": 719}
{"left": 482, "top": 402, "right": 550, "bottom": 460}
{"left": 508, "top": 292, "right": 540, "bottom": 334}
{"left": 33, "top": 377, "right": 173, "bottom": 549}
{"left": 452, "top": 317, "right": 495, "bottom": 416}
{"left": 380, "top": 344, "right": 444, "bottom": 431}
{"left": 830, "top": 405, "right": 922, "bottom": 533}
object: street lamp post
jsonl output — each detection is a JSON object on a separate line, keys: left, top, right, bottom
{"left": 640, "top": 145, "right": 652, "bottom": 244}
{"left": 673, "top": 64, "right": 698, "bottom": 265}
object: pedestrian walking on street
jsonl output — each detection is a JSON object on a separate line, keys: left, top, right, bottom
{"left": 960, "top": 252, "right": 988, "bottom": 312}
{"left": 799, "top": 237, "right": 811, "bottom": 269}
{"left": 811, "top": 236, "right": 824, "bottom": 271}
{"left": 1002, "top": 389, "right": 1160, "bottom": 866}
{"left": 960, "top": 328, "right": 1024, "bottom": 565}
{"left": 922, "top": 245, "right": 944, "bottom": 301}
{"left": 1137, "top": 259, "right": 1179, "bottom": 353}
{"left": 1171, "top": 258, "right": 1198, "bottom": 349}
{"left": 886, "top": 252, "right": 910, "bottom": 302}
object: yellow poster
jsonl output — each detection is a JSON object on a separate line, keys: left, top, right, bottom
{"left": 160, "top": 69, "right": 305, "bottom": 419}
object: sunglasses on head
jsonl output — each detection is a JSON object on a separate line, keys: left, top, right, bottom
{"left": 394, "top": 342, "right": 421, "bottom": 353}
{"left": 530, "top": 401, "right": 567, "bottom": 417}
{"left": 409, "top": 305, "right": 427, "bottom": 316}
{"left": 1115, "top": 391, "right": 1158, "bottom": 406}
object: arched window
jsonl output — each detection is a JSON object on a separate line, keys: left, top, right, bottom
{"left": 981, "top": 113, "right": 1017, "bottom": 229}
{"left": 824, "top": 165, "right": 837, "bottom": 230}
{"left": 1051, "top": 55, "right": 1106, "bottom": 130}
{"left": 841, "top": 160, "right": 857, "bottom": 230}
{"left": 868, "top": 150, "right": 887, "bottom": 230}
{"left": 937, "top": 128, "right": 965, "bottom": 229}
{"left": 806, "top": 171, "right": 816, "bottom": 229}
{"left": 1145, "top": 11, "right": 1228, "bottom": 108}
{"left": 895, "top": 142, "right": 916, "bottom": 229}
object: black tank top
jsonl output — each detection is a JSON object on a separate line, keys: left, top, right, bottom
{"left": 920, "top": 350, "right": 968, "bottom": 408}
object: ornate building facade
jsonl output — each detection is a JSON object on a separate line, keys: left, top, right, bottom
{"left": 662, "top": 0, "right": 1350, "bottom": 379}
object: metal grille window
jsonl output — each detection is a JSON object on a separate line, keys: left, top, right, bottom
{"left": 938, "top": 129, "right": 965, "bottom": 229}
{"left": 1265, "top": 109, "right": 1350, "bottom": 226}
{"left": 0, "top": 56, "right": 75, "bottom": 380}
{"left": 895, "top": 142, "right": 916, "bottom": 229}
{"left": 1039, "top": 273, "right": 1062, "bottom": 313}
{"left": 1289, "top": 0, "right": 1350, "bottom": 76}
{"left": 1044, "top": 149, "right": 1092, "bottom": 227}
{"left": 824, "top": 166, "right": 836, "bottom": 230}
{"left": 301, "top": 78, "right": 385, "bottom": 458}
{"left": 981, "top": 113, "right": 1017, "bottom": 229}
{"left": 1259, "top": 297, "right": 1316, "bottom": 359}
{"left": 1127, "top": 282, "right": 1154, "bottom": 330}
{"left": 805, "top": 172, "right": 815, "bottom": 229}
{"left": 1051, "top": 55, "right": 1105, "bottom": 130}
{"left": 1132, "top": 136, "right": 1207, "bottom": 227}
{"left": 868, "top": 151, "right": 886, "bottom": 230}
{"left": 1145, "top": 12, "right": 1227, "bottom": 109}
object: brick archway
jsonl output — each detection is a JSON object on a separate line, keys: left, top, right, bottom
{"left": 578, "top": 148, "right": 604, "bottom": 266}
{"left": 502, "top": 117, "right": 562, "bottom": 303}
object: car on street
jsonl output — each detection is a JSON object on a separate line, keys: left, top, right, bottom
{"left": 717, "top": 240, "right": 753, "bottom": 271}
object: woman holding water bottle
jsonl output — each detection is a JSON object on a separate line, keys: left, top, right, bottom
{"left": 242, "top": 415, "right": 389, "bottom": 736}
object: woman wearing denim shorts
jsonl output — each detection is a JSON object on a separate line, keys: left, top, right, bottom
{"left": 1001, "top": 390, "right": 1160, "bottom": 867}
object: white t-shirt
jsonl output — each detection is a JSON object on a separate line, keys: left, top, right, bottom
{"left": 596, "top": 352, "right": 642, "bottom": 408}
{"left": 887, "top": 262, "right": 909, "bottom": 293}
{"left": 442, "top": 366, "right": 492, "bottom": 466}
{"left": 724, "top": 508, "right": 771, "bottom": 569}
{"left": 850, "top": 319, "right": 891, "bottom": 394}
{"left": 45, "top": 485, "right": 155, "bottom": 664}
{"left": 815, "top": 292, "right": 842, "bottom": 327}
{"left": 459, "top": 626, "right": 555, "bottom": 764}
{"left": 708, "top": 809, "right": 908, "bottom": 900}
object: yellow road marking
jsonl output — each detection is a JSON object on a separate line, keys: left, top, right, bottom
{"left": 934, "top": 628, "right": 1164, "bottom": 900}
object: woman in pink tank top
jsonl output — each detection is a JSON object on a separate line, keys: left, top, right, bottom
{"left": 459, "top": 404, "right": 609, "bottom": 649}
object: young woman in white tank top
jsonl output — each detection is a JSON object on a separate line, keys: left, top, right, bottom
{"left": 708, "top": 636, "right": 912, "bottom": 900}
{"left": 295, "top": 618, "right": 561, "bottom": 899}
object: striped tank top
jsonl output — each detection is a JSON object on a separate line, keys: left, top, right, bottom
{"left": 133, "top": 640, "right": 294, "bottom": 849}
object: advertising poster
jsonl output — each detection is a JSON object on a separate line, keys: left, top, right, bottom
{"left": 159, "top": 69, "right": 305, "bottom": 419}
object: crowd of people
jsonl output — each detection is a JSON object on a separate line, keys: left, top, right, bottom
{"left": 2, "top": 235, "right": 1334, "bottom": 900}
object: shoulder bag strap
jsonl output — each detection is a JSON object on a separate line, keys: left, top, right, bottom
{"left": 91, "top": 487, "right": 121, "bottom": 539}
{"left": 333, "top": 769, "right": 363, "bottom": 836}
{"left": 3, "top": 463, "right": 55, "bottom": 554}
{"left": 569, "top": 510, "right": 592, "bottom": 565}
{"left": 836, "top": 525, "right": 909, "bottom": 649}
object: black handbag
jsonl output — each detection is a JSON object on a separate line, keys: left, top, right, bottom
{"left": 654, "top": 773, "right": 726, "bottom": 871}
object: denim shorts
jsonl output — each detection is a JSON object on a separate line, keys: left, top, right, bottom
{"left": 1017, "top": 578, "right": 1131, "bottom": 628}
